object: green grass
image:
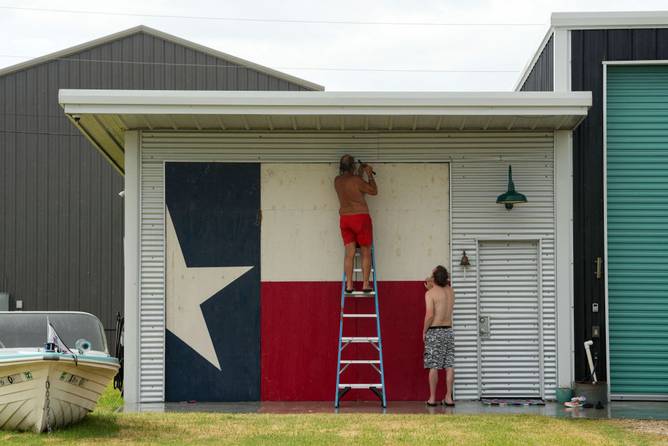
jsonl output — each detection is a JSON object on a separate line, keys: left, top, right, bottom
{"left": 95, "top": 383, "right": 124, "bottom": 413}
{"left": 1, "top": 385, "right": 666, "bottom": 445}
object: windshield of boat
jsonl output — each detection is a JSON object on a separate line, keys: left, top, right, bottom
{"left": 0, "top": 312, "right": 108, "bottom": 353}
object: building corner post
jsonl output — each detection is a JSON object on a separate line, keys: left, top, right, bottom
{"left": 123, "top": 130, "right": 140, "bottom": 406}
{"left": 555, "top": 130, "right": 575, "bottom": 389}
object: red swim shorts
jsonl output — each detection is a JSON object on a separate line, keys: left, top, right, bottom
{"left": 339, "top": 214, "right": 373, "bottom": 246}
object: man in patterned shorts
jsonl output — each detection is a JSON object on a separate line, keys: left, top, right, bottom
{"left": 423, "top": 265, "right": 455, "bottom": 406}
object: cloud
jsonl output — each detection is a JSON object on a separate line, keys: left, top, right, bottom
{"left": 2, "top": 0, "right": 667, "bottom": 90}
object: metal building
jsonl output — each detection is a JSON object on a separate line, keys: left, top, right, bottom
{"left": 0, "top": 26, "right": 321, "bottom": 348}
{"left": 59, "top": 90, "right": 590, "bottom": 405}
{"left": 516, "top": 11, "right": 668, "bottom": 400}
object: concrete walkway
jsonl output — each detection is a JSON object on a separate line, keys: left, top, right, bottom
{"left": 123, "top": 401, "right": 668, "bottom": 420}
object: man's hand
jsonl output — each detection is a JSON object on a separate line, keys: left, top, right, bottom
{"left": 363, "top": 164, "right": 374, "bottom": 176}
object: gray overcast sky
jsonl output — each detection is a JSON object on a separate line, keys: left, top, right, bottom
{"left": 1, "top": 0, "right": 667, "bottom": 91}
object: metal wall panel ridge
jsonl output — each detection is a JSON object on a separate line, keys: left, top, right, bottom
{"left": 138, "top": 131, "right": 556, "bottom": 402}
{"left": 606, "top": 64, "right": 668, "bottom": 397}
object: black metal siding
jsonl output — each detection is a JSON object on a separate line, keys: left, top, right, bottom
{"left": 571, "top": 28, "right": 668, "bottom": 382}
{"left": 0, "top": 31, "right": 313, "bottom": 350}
{"left": 520, "top": 35, "right": 554, "bottom": 92}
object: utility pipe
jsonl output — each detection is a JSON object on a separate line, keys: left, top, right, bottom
{"left": 584, "top": 340, "right": 597, "bottom": 384}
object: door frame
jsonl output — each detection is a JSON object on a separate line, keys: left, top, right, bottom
{"left": 475, "top": 237, "right": 544, "bottom": 399}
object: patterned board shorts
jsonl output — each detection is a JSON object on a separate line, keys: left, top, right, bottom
{"left": 424, "top": 327, "right": 455, "bottom": 369}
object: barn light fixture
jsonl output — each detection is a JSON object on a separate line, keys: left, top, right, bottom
{"left": 496, "top": 165, "right": 527, "bottom": 210}
{"left": 460, "top": 250, "right": 470, "bottom": 267}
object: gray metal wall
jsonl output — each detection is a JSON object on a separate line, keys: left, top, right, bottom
{"left": 520, "top": 35, "right": 554, "bottom": 92}
{"left": 0, "top": 31, "right": 312, "bottom": 350}
{"left": 571, "top": 28, "right": 668, "bottom": 382}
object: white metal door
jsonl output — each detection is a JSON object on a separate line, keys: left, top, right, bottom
{"left": 477, "top": 240, "right": 542, "bottom": 398}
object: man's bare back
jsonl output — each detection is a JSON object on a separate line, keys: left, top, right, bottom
{"left": 425, "top": 285, "right": 454, "bottom": 327}
{"left": 334, "top": 171, "right": 377, "bottom": 215}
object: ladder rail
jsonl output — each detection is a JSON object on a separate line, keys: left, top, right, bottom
{"left": 334, "top": 268, "right": 346, "bottom": 408}
{"left": 371, "top": 245, "right": 387, "bottom": 407}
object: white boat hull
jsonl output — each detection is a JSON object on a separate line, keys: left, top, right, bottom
{"left": 0, "top": 355, "right": 119, "bottom": 432}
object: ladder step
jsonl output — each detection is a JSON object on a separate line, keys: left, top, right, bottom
{"left": 341, "top": 337, "right": 378, "bottom": 343}
{"left": 339, "top": 384, "right": 382, "bottom": 389}
{"left": 342, "top": 314, "right": 377, "bottom": 318}
{"left": 340, "top": 360, "right": 380, "bottom": 364}
{"left": 344, "top": 291, "right": 375, "bottom": 297}
{"left": 341, "top": 336, "right": 378, "bottom": 344}
{"left": 353, "top": 268, "right": 374, "bottom": 272}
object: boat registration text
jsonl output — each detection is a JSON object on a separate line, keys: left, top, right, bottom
{"left": 0, "top": 371, "right": 33, "bottom": 386}
{"left": 60, "top": 371, "right": 86, "bottom": 386}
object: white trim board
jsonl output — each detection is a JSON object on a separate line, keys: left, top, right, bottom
{"left": 603, "top": 60, "right": 668, "bottom": 66}
{"left": 554, "top": 130, "right": 574, "bottom": 389}
{"left": 59, "top": 89, "right": 592, "bottom": 109}
{"left": 552, "top": 11, "right": 668, "bottom": 29}
{"left": 603, "top": 62, "right": 611, "bottom": 401}
{"left": 123, "top": 130, "right": 141, "bottom": 405}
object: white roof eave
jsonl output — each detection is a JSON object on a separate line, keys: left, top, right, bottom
{"left": 58, "top": 89, "right": 592, "bottom": 176}
{"left": 59, "top": 89, "right": 592, "bottom": 114}
{"left": 551, "top": 10, "right": 668, "bottom": 29}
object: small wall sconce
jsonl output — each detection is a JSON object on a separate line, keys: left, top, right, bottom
{"left": 460, "top": 250, "right": 470, "bottom": 267}
{"left": 496, "top": 165, "right": 527, "bottom": 210}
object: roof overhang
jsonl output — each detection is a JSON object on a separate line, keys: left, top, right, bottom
{"left": 59, "top": 89, "right": 592, "bottom": 175}
{"left": 515, "top": 10, "right": 668, "bottom": 90}
{"left": 551, "top": 11, "right": 668, "bottom": 29}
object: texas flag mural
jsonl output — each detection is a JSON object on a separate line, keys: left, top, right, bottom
{"left": 165, "top": 161, "right": 449, "bottom": 402}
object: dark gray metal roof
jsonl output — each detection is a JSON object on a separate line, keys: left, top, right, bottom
{"left": 0, "top": 25, "right": 324, "bottom": 91}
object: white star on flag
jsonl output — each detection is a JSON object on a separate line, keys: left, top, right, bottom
{"left": 165, "top": 210, "right": 253, "bottom": 371}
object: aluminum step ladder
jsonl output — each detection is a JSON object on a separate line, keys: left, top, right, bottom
{"left": 335, "top": 245, "right": 387, "bottom": 408}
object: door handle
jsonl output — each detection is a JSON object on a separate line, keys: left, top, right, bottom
{"left": 594, "top": 257, "right": 603, "bottom": 280}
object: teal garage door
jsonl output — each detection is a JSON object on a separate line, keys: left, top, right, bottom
{"left": 606, "top": 65, "right": 668, "bottom": 398}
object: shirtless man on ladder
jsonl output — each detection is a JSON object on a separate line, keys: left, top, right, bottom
{"left": 334, "top": 154, "right": 377, "bottom": 293}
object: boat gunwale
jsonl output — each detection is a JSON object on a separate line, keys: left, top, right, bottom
{"left": 0, "top": 352, "right": 120, "bottom": 369}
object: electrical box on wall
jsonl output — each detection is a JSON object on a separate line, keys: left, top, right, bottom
{"left": 0, "top": 292, "right": 8, "bottom": 311}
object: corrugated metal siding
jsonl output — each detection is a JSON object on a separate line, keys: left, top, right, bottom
{"left": 138, "top": 131, "right": 556, "bottom": 402}
{"left": 520, "top": 35, "right": 554, "bottom": 92}
{"left": 479, "top": 240, "right": 542, "bottom": 397}
{"left": 0, "top": 31, "right": 313, "bottom": 352}
{"left": 571, "top": 28, "right": 668, "bottom": 382}
{"left": 606, "top": 65, "right": 668, "bottom": 396}
{"left": 450, "top": 136, "right": 555, "bottom": 400}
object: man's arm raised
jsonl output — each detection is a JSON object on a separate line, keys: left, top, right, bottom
{"left": 359, "top": 166, "right": 378, "bottom": 196}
